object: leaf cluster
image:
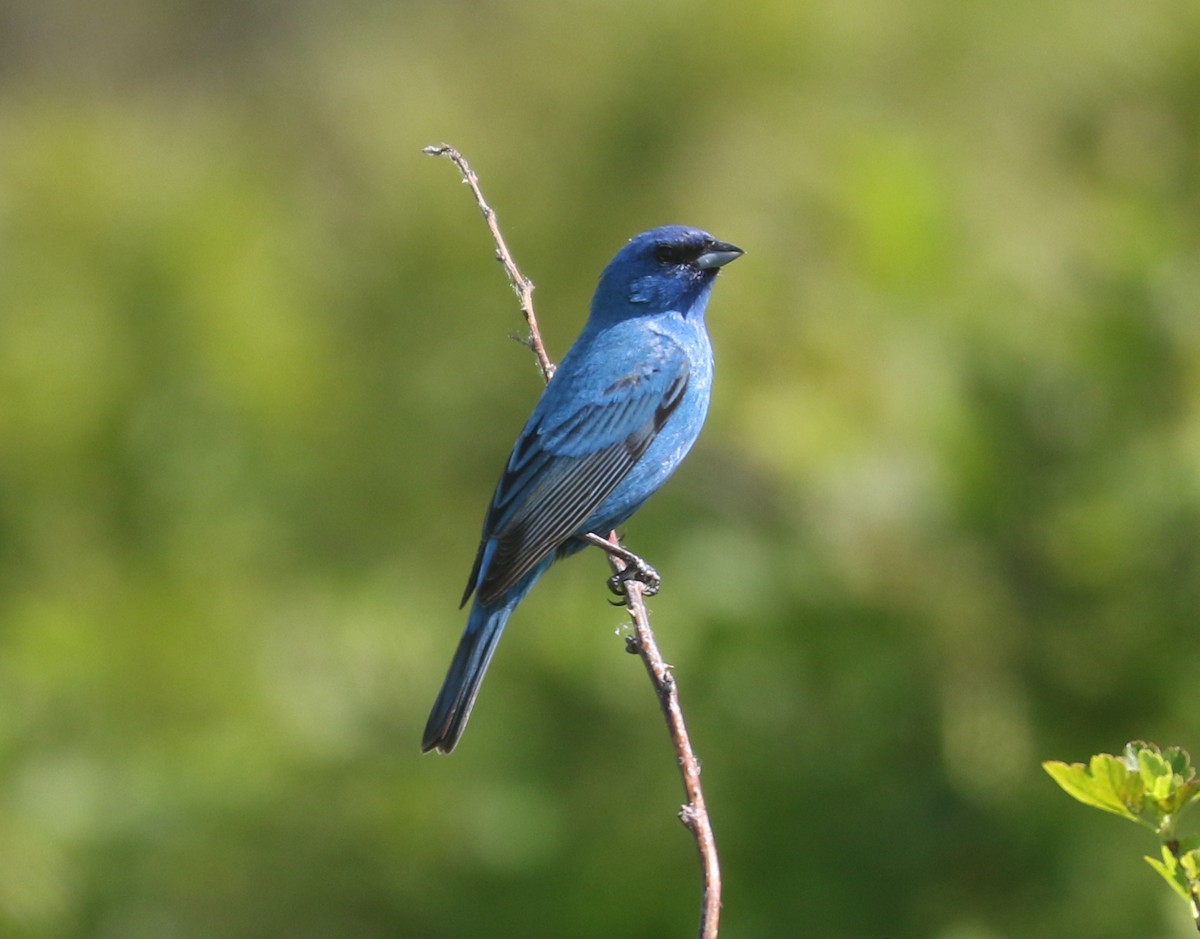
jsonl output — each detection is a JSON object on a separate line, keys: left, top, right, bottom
{"left": 1044, "top": 742, "right": 1200, "bottom": 927}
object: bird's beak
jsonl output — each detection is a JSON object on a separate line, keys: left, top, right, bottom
{"left": 695, "top": 241, "right": 744, "bottom": 270}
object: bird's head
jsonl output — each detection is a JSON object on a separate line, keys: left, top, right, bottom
{"left": 591, "top": 226, "right": 743, "bottom": 321}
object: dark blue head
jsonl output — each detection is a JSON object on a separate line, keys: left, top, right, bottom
{"left": 590, "top": 226, "right": 743, "bottom": 323}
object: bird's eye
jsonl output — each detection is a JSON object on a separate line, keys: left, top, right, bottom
{"left": 655, "top": 244, "right": 682, "bottom": 264}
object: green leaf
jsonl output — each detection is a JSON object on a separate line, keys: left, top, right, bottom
{"left": 1137, "top": 748, "right": 1172, "bottom": 798}
{"left": 1161, "top": 746, "right": 1196, "bottom": 779}
{"left": 1095, "top": 753, "right": 1145, "bottom": 814}
{"left": 1145, "top": 847, "right": 1193, "bottom": 903}
{"left": 1127, "top": 742, "right": 1200, "bottom": 817}
{"left": 1043, "top": 757, "right": 1140, "bottom": 822}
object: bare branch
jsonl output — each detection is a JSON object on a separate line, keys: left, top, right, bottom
{"left": 427, "top": 143, "right": 721, "bottom": 939}
{"left": 423, "top": 144, "right": 555, "bottom": 382}
{"left": 607, "top": 537, "right": 722, "bottom": 939}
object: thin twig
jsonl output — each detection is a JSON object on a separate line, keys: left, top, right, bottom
{"left": 606, "top": 537, "right": 722, "bottom": 939}
{"left": 422, "top": 144, "right": 555, "bottom": 381}
{"left": 425, "top": 143, "right": 721, "bottom": 939}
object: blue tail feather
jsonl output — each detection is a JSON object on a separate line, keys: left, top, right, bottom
{"left": 422, "top": 573, "right": 540, "bottom": 753}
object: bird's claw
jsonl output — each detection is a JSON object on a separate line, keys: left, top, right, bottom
{"left": 606, "top": 557, "right": 661, "bottom": 599}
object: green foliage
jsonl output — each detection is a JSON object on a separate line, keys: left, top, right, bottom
{"left": 1045, "top": 743, "right": 1200, "bottom": 928}
{"left": 1043, "top": 743, "right": 1200, "bottom": 832}
{"left": 1146, "top": 843, "right": 1200, "bottom": 910}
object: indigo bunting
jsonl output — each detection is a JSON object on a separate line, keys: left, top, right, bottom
{"left": 423, "top": 226, "right": 742, "bottom": 753}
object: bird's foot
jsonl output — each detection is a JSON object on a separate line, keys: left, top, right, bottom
{"left": 606, "top": 554, "right": 661, "bottom": 599}
{"left": 582, "top": 532, "right": 662, "bottom": 600}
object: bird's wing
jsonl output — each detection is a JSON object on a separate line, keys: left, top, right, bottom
{"left": 463, "top": 338, "right": 690, "bottom": 608}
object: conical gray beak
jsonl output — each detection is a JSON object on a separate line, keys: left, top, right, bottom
{"left": 695, "top": 241, "right": 744, "bottom": 270}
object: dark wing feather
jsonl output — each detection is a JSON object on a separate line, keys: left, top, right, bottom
{"left": 463, "top": 365, "right": 689, "bottom": 608}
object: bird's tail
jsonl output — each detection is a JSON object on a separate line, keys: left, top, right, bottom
{"left": 422, "top": 595, "right": 519, "bottom": 754}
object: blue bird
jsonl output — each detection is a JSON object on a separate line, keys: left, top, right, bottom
{"left": 423, "top": 226, "right": 742, "bottom": 753}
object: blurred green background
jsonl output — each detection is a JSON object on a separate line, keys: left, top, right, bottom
{"left": 2, "top": 1, "right": 1199, "bottom": 937}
